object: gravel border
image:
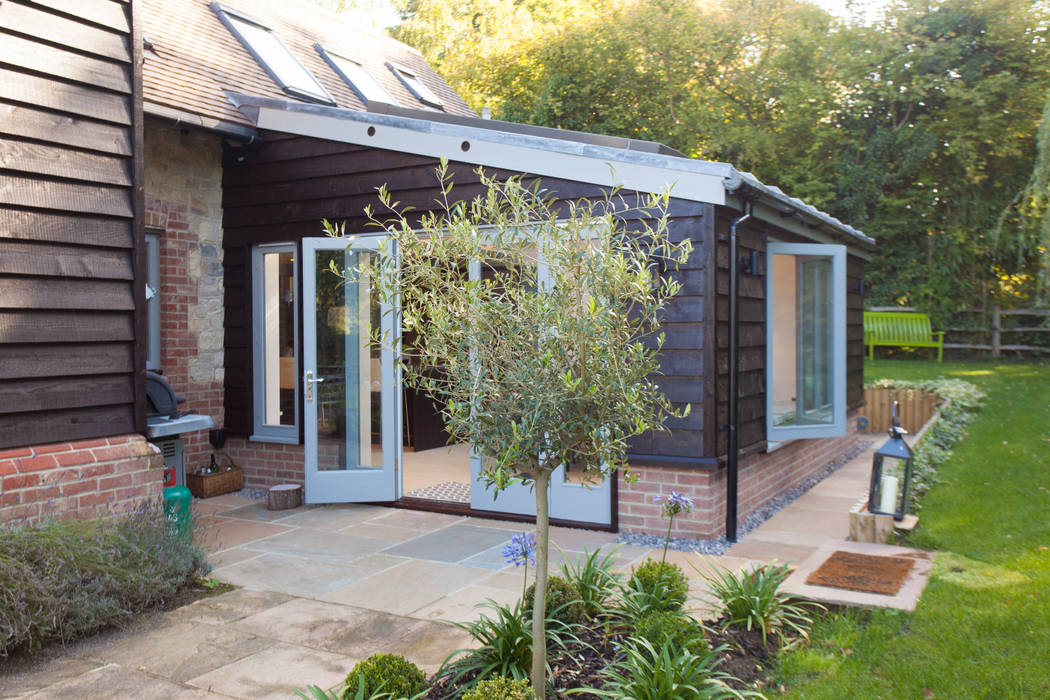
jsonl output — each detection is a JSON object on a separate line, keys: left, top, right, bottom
{"left": 617, "top": 441, "right": 873, "bottom": 556}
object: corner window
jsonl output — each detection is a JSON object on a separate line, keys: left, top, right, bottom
{"left": 317, "top": 45, "right": 398, "bottom": 106}
{"left": 252, "top": 245, "right": 299, "bottom": 442}
{"left": 386, "top": 62, "right": 443, "bottom": 109}
{"left": 211, "top": 3, "right": 335, "bottom": 105}
{"left": 766, "top": 242, "right": 846, "bottom": 440}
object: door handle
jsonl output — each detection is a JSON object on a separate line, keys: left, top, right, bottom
{"left": 305, "top": 370, "right": 325, "bottom": 401}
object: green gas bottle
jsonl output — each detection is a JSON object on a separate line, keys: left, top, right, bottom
{"left": 163, "top": 481, "right": 192, "bottom": 540}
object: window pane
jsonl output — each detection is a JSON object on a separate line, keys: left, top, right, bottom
{"left": 226, "top": 15, "right": 330, "bottom": 102}
{"left": 390, "top": 64, "right": 442, "bottom": 107}
{"left": 770, "top": 253, "right": 834, "bottom": 428}
{"left": 326, "top": 52, "right": 396, "bottom": 105}
{"left": 315, "top": 250, "right": 383, "bottom": 471}
{"left": 262, "top": 251, "right": 296, "bottom": 427}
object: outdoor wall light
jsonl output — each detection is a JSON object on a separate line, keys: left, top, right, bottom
{"left": 867, "top": 401, "right": 914, "bottom": 521}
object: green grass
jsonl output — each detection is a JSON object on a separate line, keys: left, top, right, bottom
{"left": 776, "top": 358, "right": 1050, "bottom": 699}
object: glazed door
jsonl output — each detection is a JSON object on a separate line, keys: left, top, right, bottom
{"left": 302, "top": 236, "right": 399, "bottom": 503}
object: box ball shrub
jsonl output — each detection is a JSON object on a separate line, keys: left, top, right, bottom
{"left": 628, "top": 559, "right": 689, "bottom": 612}
{"left": 462, "top": 676, "right": 534, "bottom": 700}
{"left": 522, "top": 575, "right": 585, "bottom": 625}
{"left": 342, "top": 654, "right": 427, "bottom": 700}
{"left": 633, "top": 609, "right": 709, "bottom": 655}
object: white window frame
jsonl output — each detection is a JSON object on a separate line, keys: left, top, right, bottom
{"left": 251, "top": 244, "right": 299, "bottom": 443}
{"left": 765, "top": 241, "right": 846, "bottom": 441}
{"left": 211, "top": 3, "right": 335, "bottom": 106}
{"left": 317, "top": 45, "right": 398, "bottom": 106}
{"left": 386, "top": 61, "right": 443, "bottom": 109}
{"left": 145, "top": 229, "right": 161, "bottom": 370}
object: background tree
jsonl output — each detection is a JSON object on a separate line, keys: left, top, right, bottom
{"left": 397, "top": 0, "right": 1050, "bottom": 321}
{"left": 328, "top": 164, "right": 690, "bottom": 695}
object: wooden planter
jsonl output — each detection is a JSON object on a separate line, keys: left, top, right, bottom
{"left": 186, "top": 465, "right": 243, "bottom": 499}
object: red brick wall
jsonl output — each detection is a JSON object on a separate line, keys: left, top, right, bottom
{"left": 147, "top": 197, "right": 224, "bottom": 470}
{"left": 0, "top": 435, "right": 164, "bottom": 526}
{"left": 223, "top": 439, "right": 305, "bottom": 490}
{"left": 620, "top": 411, "right": 860, "bottom": 538}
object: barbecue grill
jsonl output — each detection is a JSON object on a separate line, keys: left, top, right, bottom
{"left": 145, "top": 370, "right": 213, "bottom": 486}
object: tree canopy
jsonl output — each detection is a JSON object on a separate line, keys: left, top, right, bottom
{"left": 395, "top": 0, "right": 1050, "bottom": 316}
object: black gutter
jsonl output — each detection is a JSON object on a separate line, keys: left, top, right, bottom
{"left": 726, "top": 199, "right": 753, "bottom": 542}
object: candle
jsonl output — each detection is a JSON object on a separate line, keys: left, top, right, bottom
{"left": 880, "top": 474, "right": 899, "bottom": 513}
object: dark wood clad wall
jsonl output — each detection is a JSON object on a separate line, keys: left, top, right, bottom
{"left": 709, "top": 212, "right": 867, "bottom": 460}
{"left": 221, "top": 132, "right": 712, "bottom": 465}
{"left": 0, "top": 0, "right": 144, "bottom": 449}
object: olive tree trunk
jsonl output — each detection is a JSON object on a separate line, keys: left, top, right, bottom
{"left": 530, "top": 469, "right": 551, "bottom": 697}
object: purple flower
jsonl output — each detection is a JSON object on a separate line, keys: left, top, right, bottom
{"left": 501, "top": 531, "right": 537, "bottom": 567}
{"left": 654, "top": 490, "right": 694, "bottom": 517}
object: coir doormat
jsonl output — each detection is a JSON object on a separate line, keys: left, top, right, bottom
{"left": 805, "top": 550, "right": 915, "bottom": 596}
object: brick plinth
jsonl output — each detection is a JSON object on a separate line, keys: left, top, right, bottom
{"left": 620, "top": 411, "right": 860, "bottom": 538}
{"left": 0, "top": 435, "right": 164, "bottom": 526}
{"left": 223, "top": 439, "right": 306, "bottom": 490}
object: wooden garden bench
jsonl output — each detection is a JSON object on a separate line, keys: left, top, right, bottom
{"left": 864, "top": 311, "right": 945, "bottom": 362}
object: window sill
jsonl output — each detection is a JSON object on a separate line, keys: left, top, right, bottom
{"left": 249, "top": 433, "right": 300, "bottom": 446}
{"left": 765, "top": 439, "right": 796, "bottom": 453}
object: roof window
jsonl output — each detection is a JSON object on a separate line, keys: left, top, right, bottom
{"left": 211, "top": 3, "right": 335, "bottom": 105}
{"left": 316, "top": 45, "right": 398, "bottom": 107}
{"left": 386, "top": 62, "right": 443, "bottom": 109}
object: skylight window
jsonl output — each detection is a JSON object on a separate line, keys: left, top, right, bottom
{"left": 316, "top": 45, "right": 398, "bottom": 106}
{"left": 211, "top": 3, "right": 334, "bottom": 105}
{"left": 386, "top": 62, "right": 443, "bottom": 109}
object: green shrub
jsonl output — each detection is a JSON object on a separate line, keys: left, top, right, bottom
{"left": 0, "top": 502, "right": 209, "bottom": 657}
{"left": 627, "top": 559, "right": 689, "bottom": 612}
{"left": 589, "top": 638, "right": 754, "bottom": 699}
{"left": 699, "top": 562, "right": 822, "bottom": 647}
{"left": 342, "top": 654, "right": 427, "bottom": 700}
{"left": 436, "top": 598, "right": 579, "bottom": 695}
{"left": 522, "top": 575, "right": 585, "bottom": 625}
{"left": 634, "top": 609, "right": 709, "bottom": 655}
{"left": 462, "top": 676, "right": 533, "bottom": 700}
{"left": 558, "top": 546, "right": 622, "bottom": 618}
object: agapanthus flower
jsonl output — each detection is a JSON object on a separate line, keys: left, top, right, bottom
{"left": 501, "top": 531, "right": 537, "bottom": 567}
{"left": 654, "top": 490, "right": 694, "bottom": 517}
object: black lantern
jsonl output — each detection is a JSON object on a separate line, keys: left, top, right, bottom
{"left": 867, "top": 401, "right": 914, "bottom": 521}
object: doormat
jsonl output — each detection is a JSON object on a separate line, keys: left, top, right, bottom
{"left": 805, "top": 550, "right": 915, "bottom": 596}
{"left": 406, "top": 481, "right": 471, "bottom": 503}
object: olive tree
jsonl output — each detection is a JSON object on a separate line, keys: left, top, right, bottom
{"left": 325, "top": 162, "right": 689, "bottom": 695}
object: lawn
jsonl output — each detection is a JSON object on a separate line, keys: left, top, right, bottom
{"left": 776, "top": 358, "right": 1050, "bottom": 699}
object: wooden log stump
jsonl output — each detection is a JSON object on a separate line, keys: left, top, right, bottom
{"left": 268, "top": 483, "right": 302, "bottom": 511}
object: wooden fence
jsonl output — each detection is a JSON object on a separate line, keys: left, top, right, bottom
{"left": 943, "top": 307, "right": 1050, "bottom": 357}
{"left": 858, "top": 387, "right": 939, "bottom": 434}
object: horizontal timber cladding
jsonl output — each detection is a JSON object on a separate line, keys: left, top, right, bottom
{"left": 222, "top": 132, "right": 712, "bottom": 466}
{"left": 709, "top": 211, "right": 868, "bottom": 460}
{"left": 0, "top": 0, "right": 144, "bottom": 451}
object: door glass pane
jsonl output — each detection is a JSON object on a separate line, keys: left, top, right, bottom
{"left": 262, "top": 250, "right": 296, "bottom": 427}
{"left": 314, "top": 249, "right": 383, "bottom": 471}
{"left": 770, "top": 253, "right": 833, "bottom": 427}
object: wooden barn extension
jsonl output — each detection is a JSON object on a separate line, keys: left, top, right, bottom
{"left": 2, "top": 0, "right": 874, "bottom": 540}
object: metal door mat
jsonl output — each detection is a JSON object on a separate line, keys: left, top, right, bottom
{"left": 405, "top": 481, "right": 471, "bottom": 503}
{"left": 805, "top": 550, "right": 915, "bottom": 595}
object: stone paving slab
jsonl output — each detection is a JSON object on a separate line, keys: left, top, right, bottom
{"left": 320, "top": 559, "right": 486, "bottom": 616}
{"left": 27, "top": 664, "right": 213, "bottom": 699}
{"left": 187, "top": 642, "right": 349, "bottom": 700}
{"left": 783, "top": 540, "right": 936, "bottom": 612}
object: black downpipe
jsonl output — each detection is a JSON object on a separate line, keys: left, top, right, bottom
{"left": 726, "top": 200, "right": 753, "bottom": 543}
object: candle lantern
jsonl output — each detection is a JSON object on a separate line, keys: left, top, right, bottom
{"left": 867, "top": 401, "right": 914, "bottom": 521}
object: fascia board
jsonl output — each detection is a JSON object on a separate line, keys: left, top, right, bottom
{"left": 252, "top": 105, "right": 727, "bottom": 205}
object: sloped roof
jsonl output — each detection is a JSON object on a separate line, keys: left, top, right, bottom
{"left": 232, "top": 95, "right": 875, "bottom": 248}
{"left": 142, "top": 0, "right": 475, "bottom": 131}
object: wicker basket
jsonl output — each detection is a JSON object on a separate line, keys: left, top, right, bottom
{"left": 186, "top": 464, "right": 243, "bottom": 499}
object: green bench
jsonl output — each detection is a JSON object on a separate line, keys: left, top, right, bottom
{"left": 864, "top": 311, "right": 945, "bottom": 362}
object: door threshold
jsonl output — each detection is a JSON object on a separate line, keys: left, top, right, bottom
{"left": 392, "top": 497, "right": 616, "bottom": 532}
